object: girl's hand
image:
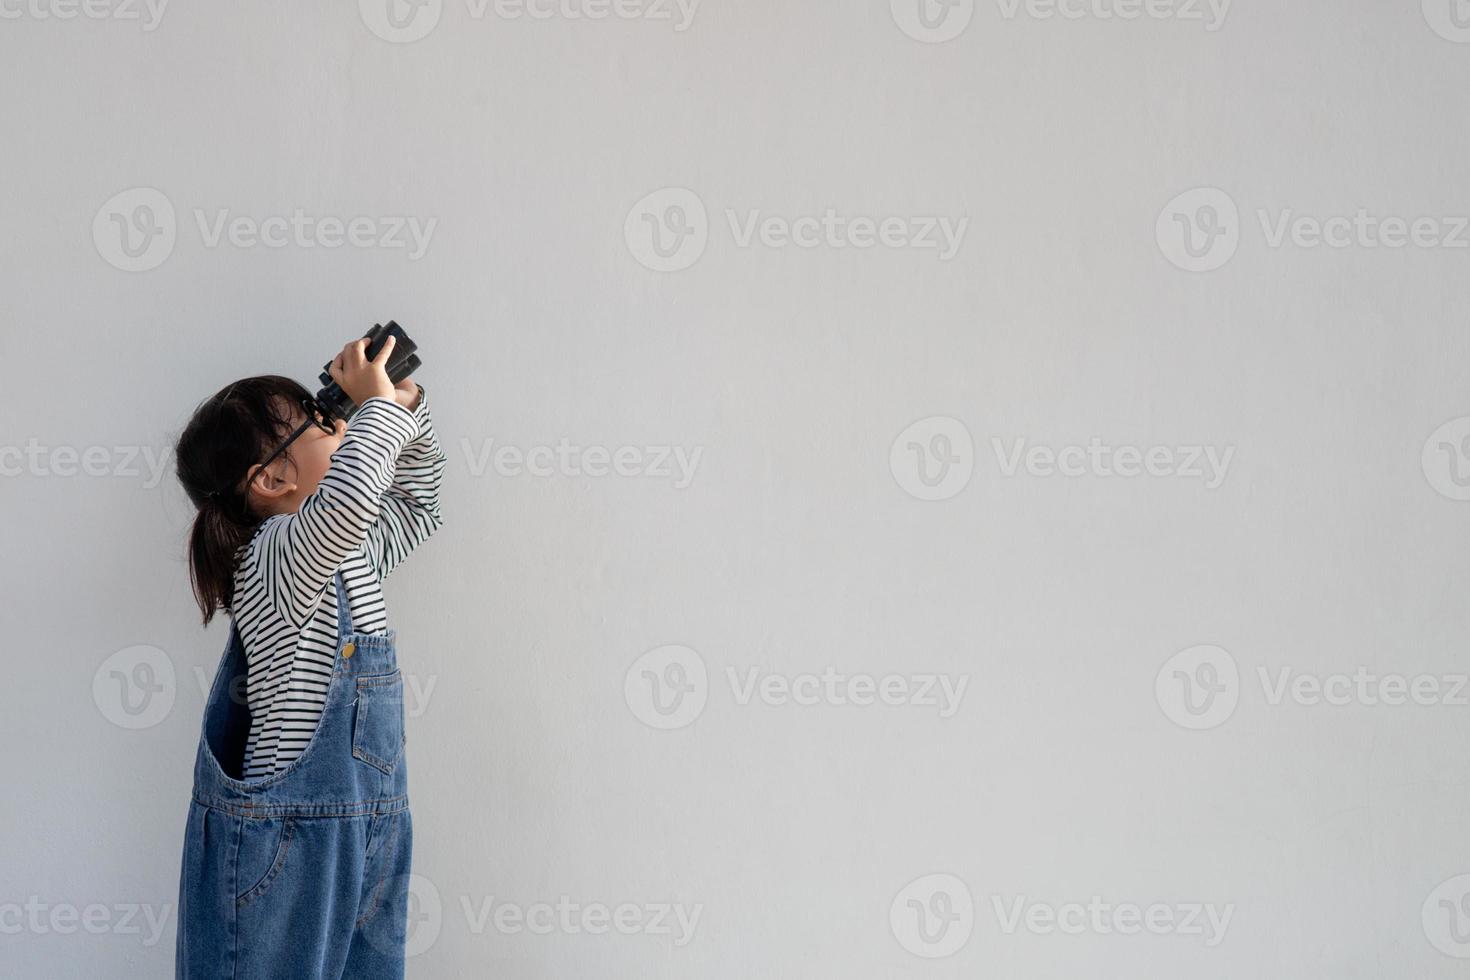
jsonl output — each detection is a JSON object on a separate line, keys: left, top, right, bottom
{"left": 392, "top": 376, "right": 421, "bottom": 411}
{"left": 329, "top": 336, "right": 397, "bottom": 409}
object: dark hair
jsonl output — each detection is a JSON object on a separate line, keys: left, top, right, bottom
{"left": 174, "top": 375, "right": 314, "bottom": 626}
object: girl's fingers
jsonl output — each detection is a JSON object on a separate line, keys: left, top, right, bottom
{"left": 371, "top": 334, "right": 395, "bottom": 366}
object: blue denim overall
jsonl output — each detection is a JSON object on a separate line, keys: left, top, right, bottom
{"left": 176, "top": 570, "right": 412, "bottom": 979}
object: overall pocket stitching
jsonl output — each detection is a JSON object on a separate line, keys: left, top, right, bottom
{"left": 235, "top": 817, "right": 295, "bottom": 909}
{"left": 352, "top": 671, "right": 404, "bottom": 775}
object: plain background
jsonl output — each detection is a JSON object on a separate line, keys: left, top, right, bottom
{"left": 5, "top": 0, "right": 1470, "bottom": 976}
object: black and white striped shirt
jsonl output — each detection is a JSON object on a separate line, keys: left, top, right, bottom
{"left": 228, "top": 384, "right": 446, "bottom": 779}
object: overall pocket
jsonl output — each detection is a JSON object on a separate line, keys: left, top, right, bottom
{"left": 352, "top": 670, "right": 405, "bottom": 775}
{"left": 234, "top": 816, "right": 295, "bottom": 909}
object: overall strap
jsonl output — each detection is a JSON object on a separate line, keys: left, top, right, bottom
{"left": 334, "top": 569, "right": 354, "bottom": 638}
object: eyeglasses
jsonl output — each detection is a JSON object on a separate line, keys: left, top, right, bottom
{"left": 248, "top": 398, "right": 338, "bottom": 490}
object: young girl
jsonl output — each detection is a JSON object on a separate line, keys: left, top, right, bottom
{"left": 171, "top": 336, "right": 446, "bottom": 979}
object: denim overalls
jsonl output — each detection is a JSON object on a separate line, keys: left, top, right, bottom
{"left": 176, "top": 570, "right": 412, "bottom": 979}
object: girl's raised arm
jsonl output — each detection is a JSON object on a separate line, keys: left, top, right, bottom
{"left": 245, "top": 395, "right": 420, "bottom": 628}
{"left": 362, "top": 383, "right": 447, "bottom": 582}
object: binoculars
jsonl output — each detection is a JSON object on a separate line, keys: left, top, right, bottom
{"left": 313, "top": 321, "right": 422, "bottom": 422}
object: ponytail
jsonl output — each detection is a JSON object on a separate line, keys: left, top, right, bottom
{"left": 186, "top": 493, "right": 257, "bottom": 626}
{"left": 174, "top": 374, "right": 314, "bottom": 626}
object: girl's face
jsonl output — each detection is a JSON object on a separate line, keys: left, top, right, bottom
{"left": 245, "top": 401, "right": 347, "bottom": 517}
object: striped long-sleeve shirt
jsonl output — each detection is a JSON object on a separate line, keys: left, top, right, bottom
{"left": 228, "top": 383, "right": 447, "bottom": 779}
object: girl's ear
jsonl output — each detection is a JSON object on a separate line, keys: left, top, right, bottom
{"left": 245, "top": 460, "right": 296, "bottom": 500}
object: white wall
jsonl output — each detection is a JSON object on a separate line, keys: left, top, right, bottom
{"left": 5, "top": 0, "right": 1470, "bottom": 976}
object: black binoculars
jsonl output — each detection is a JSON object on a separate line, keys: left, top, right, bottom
{"left": 313, "top": 321, "right": 422, "bottom": 422}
